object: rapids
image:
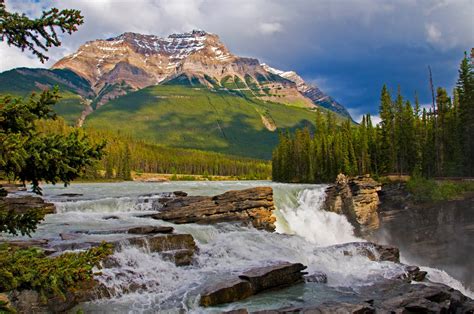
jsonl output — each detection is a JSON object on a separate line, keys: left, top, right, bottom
{"left": 13, "top": 181, "right": 473, "bottom": 312}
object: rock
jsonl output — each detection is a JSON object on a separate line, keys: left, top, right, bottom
{"left": 254, "top": 280, "right": 474, "bottom": 313}
{"left": 76, "top": 225, "right": 174, "bottom": 235}
{"left": 4, "top": 239, "right": 49, "bottom": 250}
{"left": 127, "top": 225, "right": 174, "bottom": 234}
{"left": 147, "top": 187, "right": 276, "bottom": 231}
{"left": 335, "top": 242, "right": 400, "bottom": 263}
{"left": 398, "top": 265, "right": 427, "bottom": 282}
{"left": 0, "top": 183, "right": 26, "bottom": 193}
{"left": 57, "top": 193, "right": 83, "bottom": 197}
{"left": 0, "top": 195, "right": 55, "bottom": 215}
{"left": 7, "top": 279, "right": 98, "bottom": 313}
{"left": 125, "top": 233, "right": 196, "bottom": 253}
{"left": 161, "top": 249, "right": 195, "bottom": 266}
{"left": 0, "top": 293, "right": 15, "bottom": 313}
{"left": 253, "top": 302, "right": 375, "bottom": 314}
{"left": 173, "top": 191, "right": 188, "bottom": 197}
{"left": 304, "top": 271, "right": 328, "bottom": 283}
{"left": 324, "top": 174, "right": 381, "bottom": 232}
{"left": 239, "top": 262, "right": 307, "bottom": 292}
{"left": 60, "top": 233, "right": 81, "bottom": 241}
{"left": 200, "top": 278, "right": 254, "bottom": 307}
{"left": 200, "top": 262, "right": 307, "bottom": 306}
{"left": 102, "top": 215, "right": 120, "bottom": 220}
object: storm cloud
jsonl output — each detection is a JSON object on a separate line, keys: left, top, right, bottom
{"left": 1, "top": 0, "right": 473, "bottom": 119}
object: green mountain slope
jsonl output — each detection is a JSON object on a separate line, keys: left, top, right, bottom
{"left": 85, "top": 85, "right": 319, "bottom": 159}
{"left": 0, "top": 68, "right": 92, "bottom": 125}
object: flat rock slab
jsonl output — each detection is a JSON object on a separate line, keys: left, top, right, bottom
{"left": 200, "top": 262, "right": 307, "bottom": 307}
{"left": 200, "top": 278, "right": 254, "bottom": 307}
{"left": 147, "top": 187, "right": 276, "bottom": 231}
{"left": 0, "top": 195, "right": 55, "bottom": 214}
{"left": 76, "top": 225, "right": 174, "bottom": 235}
{"left": 239, "top": 262, "right": 307, "bottom": 292}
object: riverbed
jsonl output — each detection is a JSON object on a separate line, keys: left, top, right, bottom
{"left": 8, "top": 181, "right": 473, "bottom": 312}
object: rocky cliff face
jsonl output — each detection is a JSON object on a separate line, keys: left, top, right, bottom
{"left": 324, "top": 174, "right": 381, "bottom": 233}
{"left": 262, "top": 64, "right": 352, "bottom": 118}
{"left": 52, "top": 30, "right": 350, "bottom": 117}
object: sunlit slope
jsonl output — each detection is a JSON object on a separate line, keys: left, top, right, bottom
{"left": 85, "top": 85, "right": 318, "bottom": 159}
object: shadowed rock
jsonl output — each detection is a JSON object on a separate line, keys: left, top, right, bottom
{"left": 324, "top": 174, "right": 381, "bottom": 233}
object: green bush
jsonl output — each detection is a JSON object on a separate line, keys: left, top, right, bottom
{"left": 0, "top": 242, "right": 112, "bottom": 302}
{"left": 407, "top": 176, "right": 474, "bottom": 202}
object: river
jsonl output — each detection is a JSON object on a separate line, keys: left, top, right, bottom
{"left": 13, "top": 181, "right": 473, "bottom": 312}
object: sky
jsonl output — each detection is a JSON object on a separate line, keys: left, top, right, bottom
{"left": 1, "top": 0, "right": 473, "bottom": 122}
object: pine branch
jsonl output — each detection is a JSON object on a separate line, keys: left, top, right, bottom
{"left": 0, "top": 1, "right": 83, "bottom": 62}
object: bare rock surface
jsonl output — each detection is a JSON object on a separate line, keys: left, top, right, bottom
{"left": 333, "top": 241, "right": 400, "bottom": 263}
{"left": 200, "top": 262, "right": 307, "bottom": 306}
{"left": 147, "top": 187, "right": 276, "bottom": 231}
{"left": 0, "top": 195, "right": 55, "bottom": 215}
{"left": 324, "top": 174, "right": 381, "bottom": 232}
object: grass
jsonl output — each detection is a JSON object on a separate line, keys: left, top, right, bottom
{"left": 406, "top": 176, "right": 474, "bottom": 202}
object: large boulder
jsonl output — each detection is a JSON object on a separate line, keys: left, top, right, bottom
{"left": 333, "top": 241, "right": 400, "bottom": 263}
{"left": 146, "top": 187, "right": 276, "bottom": 231}
{"left": 200, "top": 262, "right": 307, "bottom": 306}
{"left": 247, "top": 280, "right": 474, "bottom": 313}
{"left": 324, "top": 174, "right": 381, "bottom": 232}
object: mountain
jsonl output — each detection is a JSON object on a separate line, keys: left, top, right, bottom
{"left": 261, "top": 64, "right": 351, "bottom": 118}
{"left": 0, "top": 30, "right": 352, "bottom": 158}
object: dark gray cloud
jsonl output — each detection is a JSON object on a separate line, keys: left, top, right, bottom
{"left": 1, "top": 0, "right": 473, "bottom": 120}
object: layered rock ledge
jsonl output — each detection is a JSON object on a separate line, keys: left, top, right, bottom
{"left": 145, "top": 187, "right": 276, "bottom": 231}
{"left": 324, "top": 174, "right": 381, "bottom": 232}
{"left": 200, "top": 262, "right": 307, "bottom": 306}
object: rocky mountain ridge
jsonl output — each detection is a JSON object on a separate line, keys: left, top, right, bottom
{"left": 51, "top": 30, "right": 351, "bottom": 118}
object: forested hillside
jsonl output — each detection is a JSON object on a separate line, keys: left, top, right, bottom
{"left": 273, "top": 52, "right": 474, "bottom": 182}
{"left": 84, "top": 85, "right": 324, "bottom": 159}
{"left": 37, "top": 119, "right": 271, "bottom": 180}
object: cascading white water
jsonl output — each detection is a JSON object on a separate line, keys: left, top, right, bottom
{"left": 33, "top": 182, "right": 473, "bottom": 312}
{"left": 274, "top": 186, "right": 359, "bottom": 246}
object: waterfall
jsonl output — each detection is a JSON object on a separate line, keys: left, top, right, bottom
{"left": 274, "top": 186, "right": 360, "bottom": 246}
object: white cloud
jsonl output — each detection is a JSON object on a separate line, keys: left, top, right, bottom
{"left": 259, "top": 22, "right": 283, "bottom": 35}
{"left": 0, "top": 43, "right": 43, "bottom": 72}
{"left": 426, "top": 23, "right": 442, "bottom": 44}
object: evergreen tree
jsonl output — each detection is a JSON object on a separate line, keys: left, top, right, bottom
{"left": 457, "top": 52, "right": 474, "bottom": 175}
{"left": 379, "top": 85, "right": 394, "bottom": 173}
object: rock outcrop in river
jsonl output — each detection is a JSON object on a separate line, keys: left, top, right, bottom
{"left": 200, "top": 262, "right": 307, "bottom": 306}
{"left": 324, "top": 174, "right": 381, "bottom": 232}
{"left": 146, "top": 187, "right": 276, "bottom": 231}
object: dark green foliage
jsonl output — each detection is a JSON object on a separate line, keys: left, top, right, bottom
{"left": 407, "top": 176, "right": 474, "bottom": 202}
{"left": 0, "top": 89, "right": 105, "bottom": 195}
{"left": 457, "top": 51, "right": 474, "bottom": 176}
{"left": 0, "top": 205, "right": 45, "bottom": 236}
{"left": 273, "top": 53, "right": 474, "bottom": 182}
{"left": 38, "top": 118, "right": 272, "bottom": 180}
{"left": 0, "top": 2, "right": 83, "bottom": 62}
{"left": 0, "top": 242, "right": 112, "bottom": 301}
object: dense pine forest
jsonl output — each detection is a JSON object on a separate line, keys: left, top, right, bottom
{"left": 272, "top": 52, "right": 474, "bottom": 183}
{"left": 36, "top": 119, "right": 271, "bottom": 180}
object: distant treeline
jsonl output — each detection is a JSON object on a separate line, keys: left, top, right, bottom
{"left": 37, "top": 120, "right": 271, "bottom": 180}
{"left": 273, "top": 52, "right": 474, "bottom": 183}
